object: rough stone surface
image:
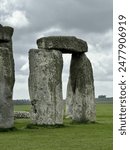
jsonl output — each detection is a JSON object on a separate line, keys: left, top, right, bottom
{"left": 37, "top": 36, "right": 88, "bottom": 53}
{"left": 0, "top": 25, "right": 14, "bottom": 70}
{"left": 29, "top": 49, "right": 63, "bottom": 125}
{"left": 0, "top": 47, "right": 15, "bottom": 128}
{"left": 66, "top": 53, "right": 96, "bottom": 122}
{"left": 14, "top": 111, "right": 30, "bottom": 119}
{"left": 0, "top": 25, "right": 15, "bottom": 129}
{"left": 0, "top": 25, "right": 14, "bottom": 42}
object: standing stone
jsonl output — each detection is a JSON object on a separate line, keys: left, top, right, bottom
{"left": 29, "top": 49, "right": 63, "bottom": 125}
{"left": 66, "top": 53, "right": 96, "bottom": 122}
{"left": 0, "top": 25, "right": 14, "bottom": 53}
{"left": 0, "top": 47, "right": 14, "bottom": 128}
{"left": 0, "top": 25, "right": 15, "bottom": 129}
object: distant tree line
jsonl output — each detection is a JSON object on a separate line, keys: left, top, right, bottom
{"left": 96, "top": 95, "right": 113, "bottom": 103}
{"left": 13, "top": 96, "right": 113, "bottom": 105}
{"left": 13, "top": 100, "right": 31, "bottom": 105}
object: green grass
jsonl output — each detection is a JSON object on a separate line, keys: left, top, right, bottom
{"left": 14, "top": 105, "right": 31, "bottom": 111}
{"left": 0, "top": 104, "right": 112, "bottom": 150}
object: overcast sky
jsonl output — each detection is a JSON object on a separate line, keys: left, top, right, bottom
{"left": 0, "top": 0, "right": 113, "bottom": 99}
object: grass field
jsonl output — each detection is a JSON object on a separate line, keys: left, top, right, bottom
{"left": 0, "top": 104, "right": 113, "bottom": 150}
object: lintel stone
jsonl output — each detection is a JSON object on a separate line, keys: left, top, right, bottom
{"left": 37, "top": 36, "right": 88, "bottom": 53}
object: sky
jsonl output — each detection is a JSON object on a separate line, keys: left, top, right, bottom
{"left": 0, "top": 0, "right": 113, "bottom": 99}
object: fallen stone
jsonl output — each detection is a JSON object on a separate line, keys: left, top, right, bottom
{"left": 66, "top": 53, "right": 96, "bottom": 122}
{"left": 0, "top": 47, "right": 15, "bottom": 128}
{"left": 37, "top": 36, "right": 88, "bottom": 53}
{"left": 14, "top": 111, "right": 30, "bottom": 119}
{"left": 29, "top": 48, "right": 63, "bottom": 125}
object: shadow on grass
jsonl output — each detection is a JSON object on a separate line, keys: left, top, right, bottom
{"left": 70, "top": 120, "right": 97, "bottom": 125}
{"left": 0, "top": 127, "right": 17, "bottom": 132}
{"left": 26, "top": 123, "right": 66, "bottom": 129}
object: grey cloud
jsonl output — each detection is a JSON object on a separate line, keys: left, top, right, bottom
{"left": 1, "top": 0, "right": 112, "bottom": 34}
{"left": 15, "top": 0, "right": 113, "bottom": 34}
{"left": 0, "top": 0, "right": 113, "bottom": 98}
{"left": 88, "top": 50, "right": 113, "bottom": 82}
{"left": 94, "top": 81, "right": 113, "bottom": 97}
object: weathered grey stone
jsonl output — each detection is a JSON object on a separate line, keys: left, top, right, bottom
{"left": 0, "top": 25, "right": 14, "bottom": 42}
{"left": 37, "top": 36, "right": 88, "bottom": 53}
{"left": 0, "top": 47, "right": 15, "bottom": 128}
{"left": 66, "top": 53, "right": 96, "bottom": 122}
{"left": 29, "top": 49, "right": 63, "bottom": 125}
{"left": 14, "top": 111, "right": 30, "bottom": 119}
{"left": 0, "top": 25, "right": 15, "bottom": 129}
{"left": 0, "top": 25, "right": 14, "bottom": 65}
